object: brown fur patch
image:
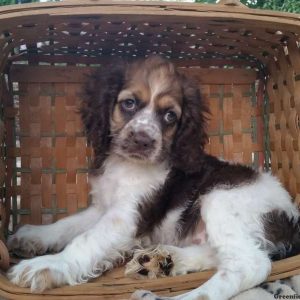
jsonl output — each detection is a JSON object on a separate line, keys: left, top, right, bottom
{"left": 125, "top": 86, "right": 151, "bottom": 106}
{"left": 137, "top": 156, "right": 258, "bottom": 238}
{"left": 111, "top": 108, "right": 125, "bottom": 132}
{"left": 81, "top": 62, "right": 126, "bottom": 171}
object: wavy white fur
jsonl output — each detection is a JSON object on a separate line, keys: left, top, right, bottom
{"left": 7, "top": 158, "right": 299, "bottom": 300}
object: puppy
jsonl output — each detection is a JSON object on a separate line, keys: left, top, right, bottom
{"left": 7, "top": 56, "right": 300, "bottom": 300}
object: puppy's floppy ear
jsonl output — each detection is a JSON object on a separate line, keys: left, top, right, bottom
{"left": 171, "top": 75, "right": 209, "bottom": 173}
{"left": 80, "top": 62, "right": 126, "bottom": 170}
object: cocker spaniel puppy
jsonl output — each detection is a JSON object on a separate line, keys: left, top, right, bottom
{"left": 7, "top": 56, "right": 300, "bottom": 300}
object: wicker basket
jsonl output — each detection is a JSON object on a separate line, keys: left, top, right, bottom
{"left": 0, "top": 0, "right": 300, "bottom": 299}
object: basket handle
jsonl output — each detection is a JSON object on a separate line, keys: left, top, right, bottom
{"left": 217, "top": 0, "right": 248, "bottom": 8}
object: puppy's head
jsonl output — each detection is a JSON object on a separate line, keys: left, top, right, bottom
{"left": 81, "top": 56, "right": 208, "bottom": 172}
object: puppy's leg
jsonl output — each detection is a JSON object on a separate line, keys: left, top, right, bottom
{"left": 7, "top": 205, "right": 102, "bottom": 257}
{"left": 131, "top": 242, "right": 271, "bottom": 300}
{"left": 126, "top": 244, "right": 217, "bottom": 279}
{"left": 7, "top": 207, "right": 136, "bottom": 292}
{"left": 131, "top": 190, "right": 272, "bottom": 300}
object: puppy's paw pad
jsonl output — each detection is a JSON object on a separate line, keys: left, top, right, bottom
{"left": 125, "top": 246, "right": 173, "bottom": 279}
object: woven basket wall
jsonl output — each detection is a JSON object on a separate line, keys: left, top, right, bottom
{"left": 0, "top": 1, "right": 299, "bottom": 299}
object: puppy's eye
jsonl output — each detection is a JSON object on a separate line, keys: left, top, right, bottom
{"left": 121, "top": 99, "right": 136, "bottom": 111}
{"left": 164, "top": 111, "right": 177, "bottom": 124}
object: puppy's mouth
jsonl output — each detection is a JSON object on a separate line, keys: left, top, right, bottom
{"left": 112, "top": 138, "right": 160, "bottom": 163}
{"left": 119, "top": 143, "right": 155, "bottom": 161}
{"left": 125, "top": 151, "right": 147, "bottom": 160}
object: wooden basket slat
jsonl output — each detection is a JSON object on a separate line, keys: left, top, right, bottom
{"left": 10, "top": 65, "right": 258, "bottom": 85}
{"left": 10, "top": 55, "right": 261, "bottom": 69}
{"left": 267, "top": 39, "right": 300, "bottom": 205}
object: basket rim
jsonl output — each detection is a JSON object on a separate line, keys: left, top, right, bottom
{"left": 0, "top": 0, "right": 299, "bottom": 31}
{"left": 0, "top": 0, "right": 298, "bottom": 75}
{"left": 0, "top": 0, "right": 299, "bottom": 18}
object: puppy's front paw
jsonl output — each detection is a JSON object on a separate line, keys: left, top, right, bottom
{"left": 7, "top": 225, "right": 55, "bottom": 258}
{"left": 125, "top": 246, "right": 173, "bottom": 279}
{"left": 7, "top": 255, "right": 68, "bottom": 292}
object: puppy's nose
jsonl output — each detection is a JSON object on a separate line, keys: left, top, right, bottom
{"left": 131, "top": 131, "right": 155, "bottom": 149}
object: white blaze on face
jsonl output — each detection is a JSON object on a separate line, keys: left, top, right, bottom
{"left": 125, "top": 107, "right": 163, "bottom": 162}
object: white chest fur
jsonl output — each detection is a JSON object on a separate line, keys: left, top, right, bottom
{"left": 89, "top": 155, "right": 169, "bottom": 212}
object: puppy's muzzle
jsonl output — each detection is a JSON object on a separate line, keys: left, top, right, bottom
{"left": 124, "top": 130, "right": 156, "bottom": 157}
